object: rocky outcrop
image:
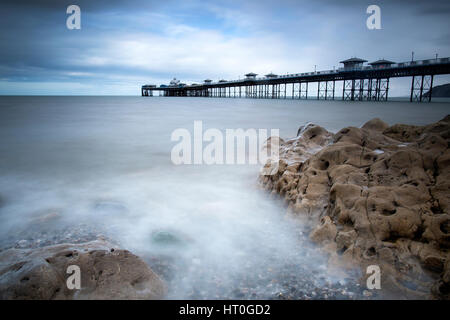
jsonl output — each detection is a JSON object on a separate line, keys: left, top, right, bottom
{"left": 0, "top": 240, "right": 166, "bottom": 300}
{"left": 260, "top": 116, "right": 450, "bottom": 299}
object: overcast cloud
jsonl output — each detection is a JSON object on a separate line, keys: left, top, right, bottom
{"left": 0, "top": 0, "right": 449, "bottom": 95}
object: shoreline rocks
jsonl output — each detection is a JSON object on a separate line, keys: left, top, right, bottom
{"left": 259, "top": 116, "right": 450, "bottom": 299}
{"left": 0, "top": 240, "right": 167, "bottom": 300}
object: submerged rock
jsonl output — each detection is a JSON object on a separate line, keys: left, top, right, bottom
{"left": 0, "top": 240, "right": 166, "bottom": 300}
{"left": 29, "top": 209, "right": 62, "bottom": 225}
{"left": 150, "top": 229, "right": 193, "bottom": 247}
{"left": 260, "top": 116, "right": 450, "bottom": 299}
{"left": 152, "top": 231, "right": 183, "bottom": 245}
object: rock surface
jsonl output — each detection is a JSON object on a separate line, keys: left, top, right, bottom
{"left": 0, "top": 240, "right": 166, "bottom": 300}
{"left": 260, "top": 116, "right": 450, "bottom": 299}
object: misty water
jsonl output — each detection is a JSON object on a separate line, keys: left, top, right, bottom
{"left": 0, "top": 96, "right": 449, "bottom": 299}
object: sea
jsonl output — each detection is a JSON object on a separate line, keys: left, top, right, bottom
{"left": 0, "top": 96, "right": 449, "bottom": 299}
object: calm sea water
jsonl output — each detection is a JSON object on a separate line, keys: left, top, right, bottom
{"left": 0, "top": 96, "right": 449, "bottom": 299}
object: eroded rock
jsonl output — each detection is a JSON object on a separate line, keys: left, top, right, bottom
{"left": 0, "top": 240, "right": 166, "bottom": 300}
{"left": 260, "top": 116, "right": 450, "bottom": 299}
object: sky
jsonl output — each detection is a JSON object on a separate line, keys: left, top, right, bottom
{"left": 0, "top": 0, "right": 449, "bottom": 95}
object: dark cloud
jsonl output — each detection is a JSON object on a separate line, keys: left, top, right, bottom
{"left": 0, "top": 0, "right": 449, "bottom": 94}
{"left": 306, "top": 0, "right": 450, "bottom": 16}
{"left": 0, "top": 0, "right": 160, "bottom": 11}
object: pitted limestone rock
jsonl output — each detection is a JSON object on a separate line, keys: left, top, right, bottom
{"left": 260, "top": 116, "right": 450, "bottom": 299}
{"left": 0, "top": 240, "right": 167, "bottom": 300}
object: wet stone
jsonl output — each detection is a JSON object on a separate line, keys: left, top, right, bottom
{"left": 151, "top": 231, "right": 183, "bottom": 245}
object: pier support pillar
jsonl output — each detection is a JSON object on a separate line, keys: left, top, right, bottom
{"left": 318, "top": 81, "right": 334, "bottom": 100}
{"left": 302, "top": 82, "right": 308, "bottom": 99}
{"left": 368, "top": 79, "right": 377, "bottom": 101}
{"left": 343, "top": 79, "right": 355, "bottom": 101}
{"left": 361, "top": 79, "right": 368, "bottom": 100}
{"left": 317, "top": 81, "right": 322, "bottom": 100}
{"left": 332, "top": 81, "right": 335, "bottom": 100}
{"left": 410, "top": 75, "right": 433, "bottom": 102}
{"left": 428, "top": 75, "right": 434, "bottom": 102}
{"left": 354, "top": 79, "right": 362, "bottom": 101}
{"left": 325, "top": 81, "right": 334, "bottom": 100}
{"left": 380, "top": 78, "right": 389, "bottom": 101}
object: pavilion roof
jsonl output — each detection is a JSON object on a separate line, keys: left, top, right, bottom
{"left": 339, "top": 57, "right": 368, "bottom": 64}
{"left": 369, "top": 59, "right": 395, "bottom": 65}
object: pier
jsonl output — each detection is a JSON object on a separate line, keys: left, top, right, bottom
{"left": 142, "top": 56, "right": 450, "bottom": 102}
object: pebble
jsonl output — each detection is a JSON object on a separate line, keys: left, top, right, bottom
{"left": 363, "top": 290, "right": 373, "bottom": 297}
{"left": 16, "top": 240, "right": 30, "bottom": 248}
